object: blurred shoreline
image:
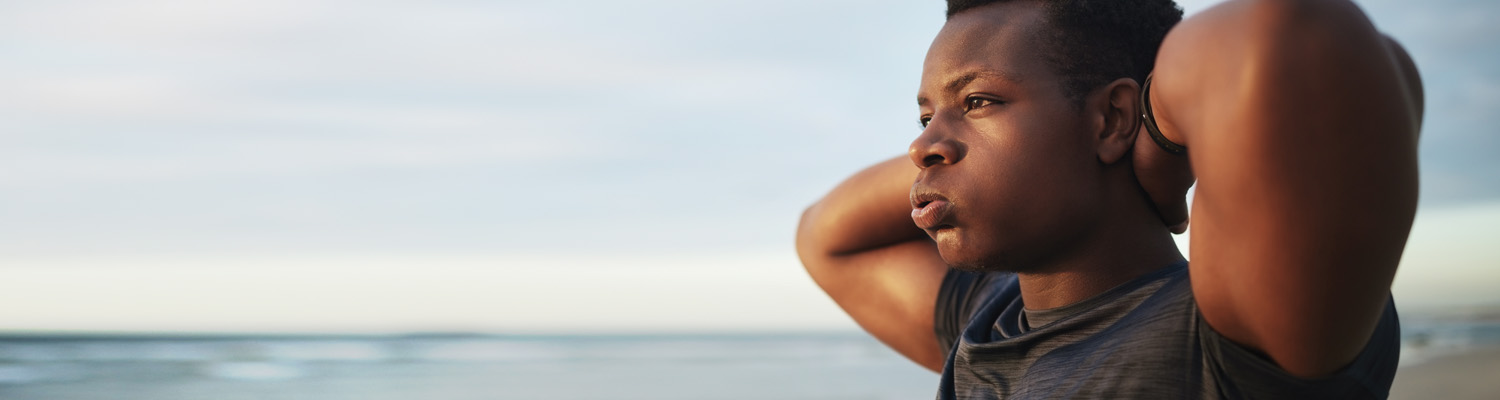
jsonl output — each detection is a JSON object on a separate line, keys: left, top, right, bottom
{"left": 1, "top": 312, "right": 1496, "bottom": 399}
{"left": 1390, "top": 344, "right": 1500, "bottom": 400}
{"left": 1388, "top": 306, "right": 1500, "bottom": 399}
{"left": 0, "top": 331, "right": 938, "bottom": 400}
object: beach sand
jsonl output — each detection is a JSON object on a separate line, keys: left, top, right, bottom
{"left": 1390, "top": 346, "right": 1500, "bottom": 400}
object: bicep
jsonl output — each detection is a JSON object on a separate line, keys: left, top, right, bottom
{"left": 1154, "top": 0, "right": 1420, "bottom": 377}
{"left": 800, "top": 238, "right": 949, "bottom": 372}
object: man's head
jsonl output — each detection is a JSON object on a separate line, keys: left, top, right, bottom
{"left": 948, "top": 0, "right": 1182, "bottom": 104}
{"left": 909, "top": 0, "right": 1181, "bottom": 272}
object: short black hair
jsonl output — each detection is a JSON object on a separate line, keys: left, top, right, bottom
{"left": 947, "top": 0, "right": 1183, "bottom": 103}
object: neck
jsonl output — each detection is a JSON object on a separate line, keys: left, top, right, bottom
{"left": 1015, "top": 183, "right": 1185, "bottom": 310}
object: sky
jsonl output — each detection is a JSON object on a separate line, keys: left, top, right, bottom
{"left": 1, "top": 0, "right": 1497, "bottom": 333}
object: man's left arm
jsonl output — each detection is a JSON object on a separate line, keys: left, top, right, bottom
{"left": 1145, "top": 0, "right": 1423, "bottom": 378}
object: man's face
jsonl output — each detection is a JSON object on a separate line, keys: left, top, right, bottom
{"left": 910, "top": 2, "right": 1107, "bottom": 271}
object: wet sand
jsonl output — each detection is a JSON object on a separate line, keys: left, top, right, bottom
{"left": 1390, "top": 346, "right": 1500, "bottom": 400}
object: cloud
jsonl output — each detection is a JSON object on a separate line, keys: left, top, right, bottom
{"left": 0, "top": 0, "right": 1495, "bottom": 333}
{"left": 0, "top": 252, "right": 852, "bottom": 333}
{"left": 1, "top": 0, "right": 1493, "bottom": 256}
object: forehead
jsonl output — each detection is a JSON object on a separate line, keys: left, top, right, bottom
{"left": 922, "top": 2, "right": 1053, "bottom": 96}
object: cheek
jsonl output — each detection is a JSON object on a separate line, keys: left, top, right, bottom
{"left": 973, "top": 128, "right": 1094, "bottom": 205}
{"left": 1003, "top": 140, "right": 1099, "bottom": 216}
{"left": 960, "top": 120, "right": 1101, "bottom": 246}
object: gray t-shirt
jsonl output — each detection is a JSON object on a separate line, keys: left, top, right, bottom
{"left": 934, "top": 262, "right": 1400, "bottom": 399}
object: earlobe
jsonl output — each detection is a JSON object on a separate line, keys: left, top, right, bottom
{"left": 1096, "top": 78, "right": 1142, "bottom": 165}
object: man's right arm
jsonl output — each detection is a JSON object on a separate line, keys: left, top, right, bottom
{"left": 796, "top": 156, "right": 950, "bottom": 372}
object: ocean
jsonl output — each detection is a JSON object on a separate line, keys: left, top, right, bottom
{"left": 0, "top": 333, "right": 936, "bottom": 400}
{"left": 2, "top": 320, "right": 1497, "bottom": 400}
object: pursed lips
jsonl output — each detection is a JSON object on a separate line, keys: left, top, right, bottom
{"left": 910, "top": 190, "right": 954, "bottom": 230}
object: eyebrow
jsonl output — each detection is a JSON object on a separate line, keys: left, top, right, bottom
{"left": 917, "top": 70, "right": 1022, "bottom": 106}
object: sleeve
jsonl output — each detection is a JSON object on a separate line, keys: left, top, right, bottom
{"left": 1199, "top": 297, "right": 1401, "bottom": 399}
{"left": 933, "top": 268, "right": 1007, "bottom": 356}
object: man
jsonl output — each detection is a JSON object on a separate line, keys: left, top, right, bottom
{"left": 796, "top": 0, "right": 1423, "bottom": 398}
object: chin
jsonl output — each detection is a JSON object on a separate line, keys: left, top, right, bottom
{"left": 940, "top": 248, "right": 1018, "bottom": 273}
{"left": 937, "top": 228, "right": 1044, "bottom": 273}
{"left": 936, "top": 228, "right": 1025, "bottom": 273}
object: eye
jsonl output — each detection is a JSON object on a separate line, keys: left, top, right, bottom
{"left": 919, "top": 115, "right": 932, "bottom": 128}
{"left": 965, "top": 96, "right": 998, "bottom": 111}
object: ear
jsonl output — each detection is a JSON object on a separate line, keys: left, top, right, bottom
{"left": 1091, "top": 77, "right": 1142, "bottom": 165}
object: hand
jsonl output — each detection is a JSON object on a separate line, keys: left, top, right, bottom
{"left": 1132, "top": 123, "right": 1194, "bottom": 233}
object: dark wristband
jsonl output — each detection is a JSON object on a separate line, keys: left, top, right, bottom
{"left": 1141, "top": 73, "right": 1187, "bottom": 155}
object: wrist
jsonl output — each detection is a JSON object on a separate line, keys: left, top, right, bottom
{"left": 1141, "top": 73, "right": 1187, "bottom": 155}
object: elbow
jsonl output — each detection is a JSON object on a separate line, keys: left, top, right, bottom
{"left": 795, "top": 201, "right": 831, "bottom": 271}
{"left": 1246, "top": 0, "right": 1423, "bottom": 138}
{"left": 1383, "top": 35, "right": 1425, "bottom": 133}
{"left": 1244, "top": 0, "right": 1380, "bottom": 47}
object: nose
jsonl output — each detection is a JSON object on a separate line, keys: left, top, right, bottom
{"left": 908, "top": 123, "right": 964, "bottom": 169}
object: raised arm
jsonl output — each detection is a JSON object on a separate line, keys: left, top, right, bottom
{"left": 1148, "top": 0, "right": 1423, "bottom": 377}
{"left": 796, "top": 156, "right": 950, "bottom": 372}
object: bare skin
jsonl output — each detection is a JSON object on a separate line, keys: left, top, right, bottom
{"left": 797, "top": 158, "right": 948, "bottom": 371}
{"left": 1150, "top": 0, "right": 1422, "bottom": 377}
{"left": 797, "top": 0, "right": 1422, "bottom": 378}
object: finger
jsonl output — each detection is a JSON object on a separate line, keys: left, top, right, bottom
{"left": 1170, "top": 216, "right": 1189, "bottom": 234}
{"left": 1155, "top": 192, "right": 1190, "bottom": 234}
